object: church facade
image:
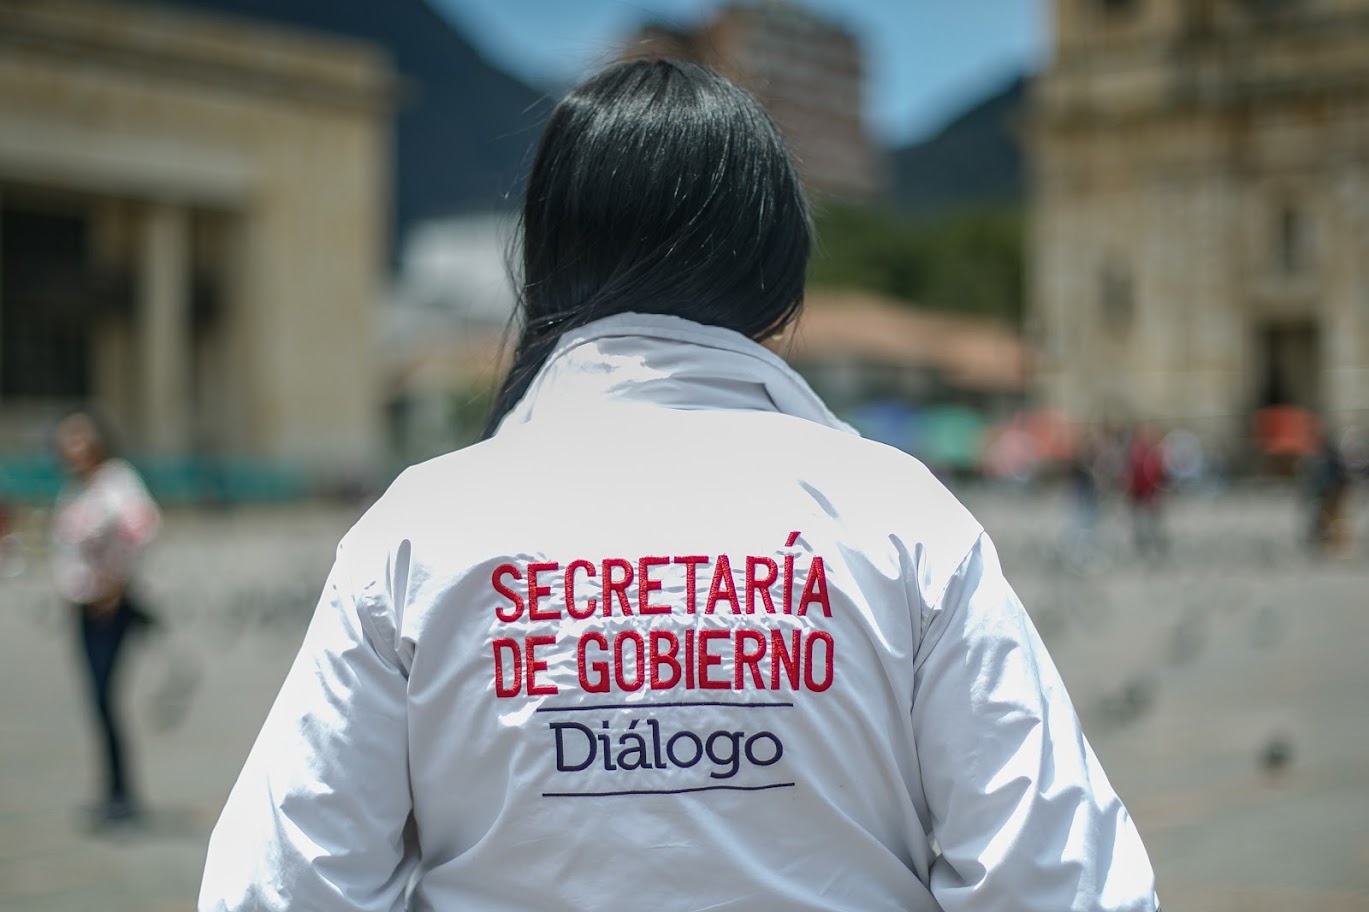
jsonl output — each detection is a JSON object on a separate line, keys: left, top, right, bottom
{"left": 1029, "top": 0, "right": 1369, "bottom": 455}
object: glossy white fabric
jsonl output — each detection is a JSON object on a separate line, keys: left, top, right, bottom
{"left": 200, "top": 313, "right": 1159, "bottom": 911}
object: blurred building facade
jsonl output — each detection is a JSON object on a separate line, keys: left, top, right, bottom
{"left": 381, "top": 213, "right": 516, "bottom": 463}
{"left": 0, "top": 0, "right": 391, "bottom": 480}
{"left": 785, "top": 290, "right": 1028, "bottom": 415}
{"left": 1030, "top": 0, "right": 1369, "bottom": 451}
{"left": 627, "top": 2, "right": 886, "bottom": 200}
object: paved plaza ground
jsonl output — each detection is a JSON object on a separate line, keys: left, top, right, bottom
{"left": 0, "top": 482, "right": 1365, "bottom": 911}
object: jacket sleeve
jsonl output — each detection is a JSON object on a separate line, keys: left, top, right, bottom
{"left": 111, "top": 460, "right": 161, "bottom": 549}
{"left": 911, "top": 533, "right": 1159, "bottom": 911}
{"left": 198, "top": 541, "right": 416, "bottom": 912}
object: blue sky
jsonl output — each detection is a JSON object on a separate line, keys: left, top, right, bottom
{"left": 434, "top": 1, "right": 1048, "bottom": 147}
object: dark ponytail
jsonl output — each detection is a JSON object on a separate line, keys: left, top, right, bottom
{"left": 482, "top": 58, "right": 811, "bottom": 438}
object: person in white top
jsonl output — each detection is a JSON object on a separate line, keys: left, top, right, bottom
{"left": 200, "top": 59, "right": 1160, "bottom": 911}
{"left": 52, "top": 410, "right": 161, "bottom": 826}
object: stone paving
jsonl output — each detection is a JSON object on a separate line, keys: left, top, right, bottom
{"left": 0, "top": 485, "right": 1365, "bottom": 911}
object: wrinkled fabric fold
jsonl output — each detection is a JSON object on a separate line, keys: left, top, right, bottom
{"left": 497, "top": 312, "right": 857, "bottom": 436}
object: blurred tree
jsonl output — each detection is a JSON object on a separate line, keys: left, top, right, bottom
{"left": 808, "top": 203, "right": 1024, "bottom": 326}
{"left": 449, "top": 383, "right": 499, "bottom": 449}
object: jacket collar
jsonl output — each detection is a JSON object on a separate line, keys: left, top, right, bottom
{"left": 495, "top": 312, "right": 856, "bottom": 437}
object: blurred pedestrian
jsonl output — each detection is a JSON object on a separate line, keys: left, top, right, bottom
{"left": 1305, "top": 425, "right": 1350, "bottom": 554}
{"left": 201, "top": 59, "right": 1158, "bottom": 911}
{"left": 1160, "top": 428, "right": 1206, "bottom": 492}
{"left": 1125, "top": 424, "right": 1168, "bottom": 559}
{"left": 51, "top": 410, "right": 161, "bottom": 828}
{"left": 0, "top": 487, "right": 24, "bottom": 578}
{"left": 1063, "top": 434, "right": 1104, "bottom": 569}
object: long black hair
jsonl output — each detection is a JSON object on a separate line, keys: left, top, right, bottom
{"left": 482, "top": 58, "right": 811, "bottom": 437}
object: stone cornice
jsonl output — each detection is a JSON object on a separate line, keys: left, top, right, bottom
{"left": 0, "top": 0, "right": 397, "bottom": 114}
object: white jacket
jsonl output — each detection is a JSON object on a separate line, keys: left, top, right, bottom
{"left": 200, "top": 313, "right": 1159, "bottom": 911}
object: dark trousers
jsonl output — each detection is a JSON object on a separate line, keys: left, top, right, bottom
{"left": 77, "top": 595, "right": 153, "bottom": 804}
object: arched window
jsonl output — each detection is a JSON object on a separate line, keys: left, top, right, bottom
{"left": 1276, "top": 203, "right": 1306, "bottom": 276}
{"left": 1099, "top": 260, "right": 1134, "bottom": 336}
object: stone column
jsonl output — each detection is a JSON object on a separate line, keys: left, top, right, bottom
{"left": 90, "top": 198, "right": 132, "bottom": 433}
{"left": 138, "top": 202, "right": 192, "bottom": 455}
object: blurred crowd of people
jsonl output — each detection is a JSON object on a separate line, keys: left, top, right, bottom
{"left": 830, "top": 397, "right": 1362, "bottom": 569}
{"left": 1062, "top": 424, "right": 1168, "bottom": 567}
{"left": 1058, "top": 417, "right": 1361, "bottom": 567}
